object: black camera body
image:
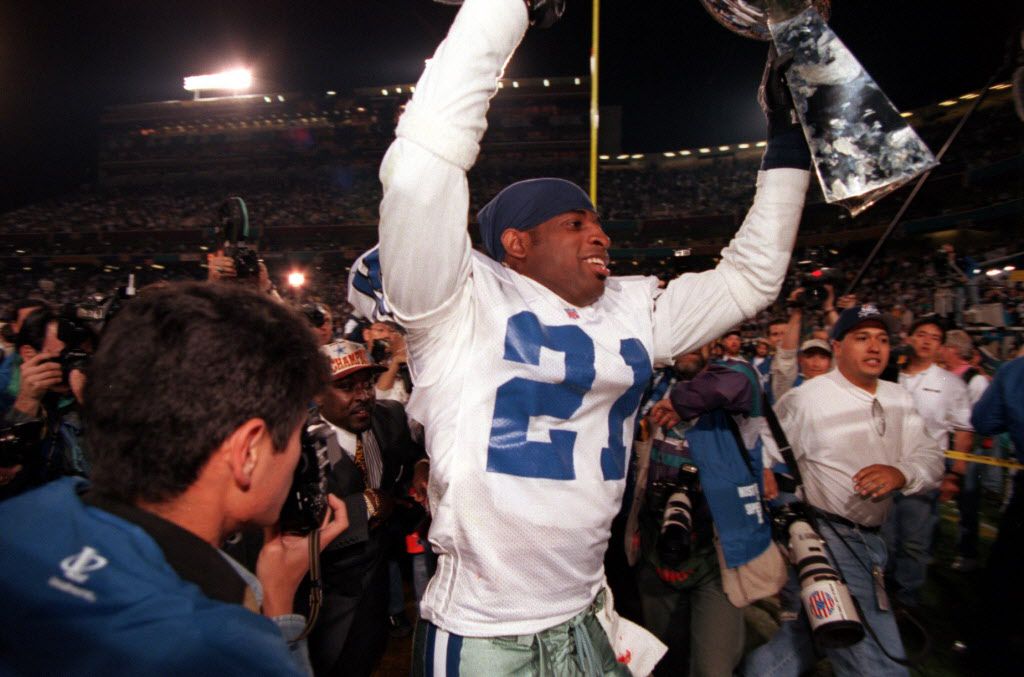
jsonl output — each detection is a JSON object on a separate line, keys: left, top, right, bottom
{"left": 370, "top": 339, "right": 390, "bottom": 364}
{"left": 649, "top": 462, "right": 700, "bottom": 568}
{"left": 792, "top": 248, "right": 842, "bottom": 310}
{"left": 301, "top": 303, "right": 328, "bottom": 329}
{"left": 217, "top": 197, "right": 262, "bottom": 280}
{"left": 278, "top": 414, "right": 332, "bottom": 535}
{"left": 0, "top": 420, "right": 43, "bottom": 467}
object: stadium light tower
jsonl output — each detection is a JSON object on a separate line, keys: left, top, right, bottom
{"left": 183, "top": 68, "right": 253, "bottom": 100}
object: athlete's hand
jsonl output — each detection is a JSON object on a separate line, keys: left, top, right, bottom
{"left": 853, "top": 464, "right": 906, "bottom": 500}
{"left": 648, "top": 399, "right": 681, "bottom": 430}
{"left": 257, "top": 494, "right": 348, "bottom": 616}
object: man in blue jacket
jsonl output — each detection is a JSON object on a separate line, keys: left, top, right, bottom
{"left": 965, "top": 356, "right": 1024, "bottom": 671}
{"left": 0, "top": 282, "right": 349, "bottom": 675}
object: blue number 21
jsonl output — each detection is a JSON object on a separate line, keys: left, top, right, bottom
{"left": 487, "top": 312, "right": 651, "bottom": 481}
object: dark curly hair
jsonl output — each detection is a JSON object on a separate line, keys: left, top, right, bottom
{"left": 84, "top": 282, "right": 328, "bottom": 504}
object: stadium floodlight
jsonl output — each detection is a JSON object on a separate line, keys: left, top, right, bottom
{"left": 1005, "top": 265, "right": 1016, "bottom": 272}
{"left": 288, "top": 271, "right": 306, "bottom": 288}
{"left": 183, "top": 68, "right": 252, "bottom": 98}
{"left": 938, "top": 100, "right": 957, "bottom": 107}
{"left": 699, "top": 147, "right": 711, "bottom": 154}
{"left": 674, "top": 249, "right": 692, "bottom": 257}
{"left": 718, "top": 145, "right": 730, "bottom": 151}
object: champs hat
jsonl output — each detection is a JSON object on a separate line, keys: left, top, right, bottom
{"left": 830, "top": 304, "right": 899, "bottom": 341}
{"left": 477, "top": 178, "right": 596, "bottom": 261}
{"left": 322, "top": 340, "right": 386, "bottom": 381}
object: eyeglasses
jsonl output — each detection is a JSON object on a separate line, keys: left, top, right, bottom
{"left": 871, "top": 398, "right": 886, "bottom": 437}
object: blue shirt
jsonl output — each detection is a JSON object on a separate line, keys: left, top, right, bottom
{"left": 972, "top": 357, "right": 1024, "bottom": 461}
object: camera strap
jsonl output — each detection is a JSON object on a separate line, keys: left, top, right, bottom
{"left": 723, "top": 414, "right": 756, "bottom": 479}
{"left": 761, "top": 392, "right": 804, "bottom": 490}
{"left": 294, "top": 530, "right": 323, "bottom": 642}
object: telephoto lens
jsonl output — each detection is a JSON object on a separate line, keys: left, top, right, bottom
{"left": 787, "top": 519, "right": 865, "bottom": 648}
{"left": 657, "top": 463, "right": 699, "bottom": 567}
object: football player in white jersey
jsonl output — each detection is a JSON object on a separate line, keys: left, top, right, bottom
{"left": 374, "top": 0, "right": 810, "bottom": 674}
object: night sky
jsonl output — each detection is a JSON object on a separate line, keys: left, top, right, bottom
{"left": 2, "top": 0, "right": 1020, "bottom": 212}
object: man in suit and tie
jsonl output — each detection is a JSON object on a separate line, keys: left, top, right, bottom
{"left": 306, "top": 340, "right": 426, "bottom": 676}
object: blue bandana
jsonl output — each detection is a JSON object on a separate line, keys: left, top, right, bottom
{"left": 477, "top": 178, "right": 596, "bottom": 261}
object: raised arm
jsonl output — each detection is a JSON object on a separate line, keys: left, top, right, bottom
{"left": 651, "top": 46, "right": 810, "bottom": 362}
{"left": 378, "top": 0, "right": 529, "bottom": 324}
{"left": 652, "top": 167, "right": 808, "bottom": 362}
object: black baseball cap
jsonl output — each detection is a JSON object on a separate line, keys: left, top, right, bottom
{"left": 830, "top": 304, "right": 899, "bottom": 342}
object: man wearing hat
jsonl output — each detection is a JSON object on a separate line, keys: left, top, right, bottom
{"left": 307, "top": 340, "right": 425, "bottom": 676}
{"left": 745, "top": 305, "right": 942, "bottom": 676}
{"left": 375, "top": 0, "right": 810, "bottom": 672}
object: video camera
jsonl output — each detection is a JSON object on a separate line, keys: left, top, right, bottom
{"left": 278, "top": 412, "right": 332, "bottom": 535}
{"left": 791, "top": 248, "right": 843, "bottom": 310}
{"left": 771, "top": 502, "right": 865, "bottom": 648}
{"left": 217, "top": 197, "right": 261, "bottom": 279}
{"left": 49, "top": 276, "right": 138, "bottom": 384}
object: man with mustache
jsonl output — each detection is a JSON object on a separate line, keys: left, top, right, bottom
{"left": 744, "top": 305, "right": 942, "bottom": 676}
{"left": 377, "top": 0, "right": 810, "bottom": 672}
{"left": 310, "top": 340, "right": 426, "bottom": 676}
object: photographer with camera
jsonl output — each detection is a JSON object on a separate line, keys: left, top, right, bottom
{"left": 362, "top": 320, "right": 411, "bottom": 404}
{"left": 0, "top": 298, "right": 48, "bottom": 417}
{"left": 743, "top": 305, "right": 943, "bottom": 677}
{"left": 2, "top": 307, "right": 89, "bottom": 498}
{"left": 301, "top": 301, "right": 335, "bottom": 346}
{"left": 0, "top": 282, "right": 349, "bottom": 675}
{"left": 770, "top": 285, "right": 852, "bottom": 402}
{"left": 632, "top": 344, "right": 775, "bottom": 676}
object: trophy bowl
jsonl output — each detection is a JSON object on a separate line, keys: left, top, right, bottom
{"left": 698, "top": 0, "right": 831, "bottom": 41}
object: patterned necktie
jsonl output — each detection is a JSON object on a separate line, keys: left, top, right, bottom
{"left": 353, "top": 436, "right": 367, "bottom": 480}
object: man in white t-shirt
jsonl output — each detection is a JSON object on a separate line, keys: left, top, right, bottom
{"left": 884, "top": 317, "right": 973, "bottom": 608}
{"left": 375, "top": 1, "right": 810, "bottom": 673}
{"left": 745, "top": 305, "right": 942, "bottom": 676}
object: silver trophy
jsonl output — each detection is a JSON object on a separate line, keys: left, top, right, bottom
{"left": 699, "top": 0, "right": 938, "bottom": 215}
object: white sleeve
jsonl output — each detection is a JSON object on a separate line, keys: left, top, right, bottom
{"left": 946, "top": 377, "right": 975, "bottom": 433}
{"left": 967, "top": 375, "right": 989, "bottom": 407}
{"left": 770, "top": 347, "right": 799, "bottom": 402}
{"left": 378, "top": 0, "right": 528, "bottom": 326}
{"left": 895, "top": 395, "right": 944, "bottom": 495}
{"left": 651, "top": 168, "right": 809, "bottom": 362}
